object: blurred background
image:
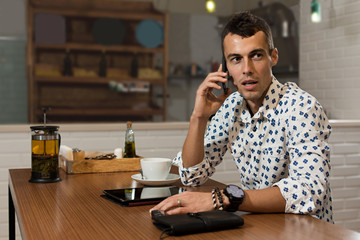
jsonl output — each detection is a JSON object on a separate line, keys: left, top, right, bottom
{"left": 0, "top": 0, "right": 299, "bottom": 124}
{"left": 1, "top": 0, "right": 359, "bottom": 124}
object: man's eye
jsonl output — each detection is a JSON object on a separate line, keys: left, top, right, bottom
{"left": 252, "top": 53, "right": 263, "bottom": 60}
{"left": 231, "top": 57, "right": 241, "bottom": 62}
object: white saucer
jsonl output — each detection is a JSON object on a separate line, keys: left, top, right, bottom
{"left": 131, "top": 173, "right": 180, "bottom": 186}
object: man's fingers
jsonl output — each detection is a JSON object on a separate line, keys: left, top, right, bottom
{"left": 218, "top": 64, "right": 223, "bottom": 72}
{"left": 165, "top": 206, "right": 188, "bottom": 215}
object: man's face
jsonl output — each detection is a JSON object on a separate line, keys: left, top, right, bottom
{"left": 223, "top": 31, "right": 278, "bottom": 112}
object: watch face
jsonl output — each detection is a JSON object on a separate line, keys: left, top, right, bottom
{"left": 227, "top": 185, "right": 245, "bottom": 198}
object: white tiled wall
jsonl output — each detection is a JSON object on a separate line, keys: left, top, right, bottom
{"left": 328, "top": 125, "right": 360, "bottom": 231}
{"left": 0, "top": 121, "right": 359, "bottom": 239}
{"left": 300, "top": 0, "right": 360, "bottom": 119}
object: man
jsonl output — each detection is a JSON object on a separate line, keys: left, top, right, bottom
{"left": 151, "top": 11, "right": 332, "bottom": 222}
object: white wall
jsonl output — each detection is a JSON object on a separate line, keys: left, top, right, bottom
{"left": 329, "top": 123, "right": 360, "bottom": 230}
{"left": 0, "top": 122, "right": 360, "bottom": 239}
{"left": 299, "top": 0, "right": 360, "bottom": 119}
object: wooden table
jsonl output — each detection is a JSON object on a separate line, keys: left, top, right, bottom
{"left": 9, "top": 169, "right": 360, "bottom": 240}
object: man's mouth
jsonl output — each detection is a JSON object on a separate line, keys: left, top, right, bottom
{"left": 243, "top": 82, "right": 256, "bottom": 86}
{"left": 242, "top": 80, "right": 257, "bottom": 86}
{"left": 241, "top": 79, "right": 257, "bottom": 90}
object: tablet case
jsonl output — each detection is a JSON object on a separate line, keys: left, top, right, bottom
{"left": 152, "top": 210, "right": 244, "bottom": 236}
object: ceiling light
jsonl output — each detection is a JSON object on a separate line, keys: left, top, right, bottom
{"left": 311, "top": 0, "right": 321, "bottom": 23}
{"left": 206, "top": 0, "right": 216, "bottom": 13}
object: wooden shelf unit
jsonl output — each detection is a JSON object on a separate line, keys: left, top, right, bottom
{"left": 33, "top": 76, "right": 165, "bottom": 85}
{"left": 35, "top": 43, "right": 165, "bottom": 53}
{"left": 26, "top": 1, "right": 168, "bottom": 123}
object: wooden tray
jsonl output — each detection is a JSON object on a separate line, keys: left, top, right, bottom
{"left": 60, "top": 151, "right": 141, "bottom": 174}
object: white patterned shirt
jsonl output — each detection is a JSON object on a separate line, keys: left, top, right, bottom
{"left": 174, "top": 77, "right": 333, "bottom": 222}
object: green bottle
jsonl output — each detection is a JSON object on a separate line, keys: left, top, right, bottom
{"left": 63, "top": 49, "right": 72, "bottom": 76}
{"left": 99, "top": 50, "right": 107, "bottom": 77}
{"left": 124, "top": 121, "right": 136, "bottom": 158}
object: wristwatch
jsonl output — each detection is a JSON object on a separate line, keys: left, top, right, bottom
{"left": 223, "top": 184, "right": 245, "bottom": 212}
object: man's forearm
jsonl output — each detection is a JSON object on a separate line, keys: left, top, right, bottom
{"left": 182, "top": 115, "right": 209, "bottom": 168}
{"left": 223, "top": 186, "right": 286, "bottom": 213}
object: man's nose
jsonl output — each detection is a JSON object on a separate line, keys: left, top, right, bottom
{"left": 243, "top": 58, "right": 254, "bottom": 75}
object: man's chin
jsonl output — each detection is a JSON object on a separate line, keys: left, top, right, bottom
{"left": 241, "top": 92, "right": 264, "bottom": 103}
{"left": 239, "top": 90, "right": 258, "bottom": 99}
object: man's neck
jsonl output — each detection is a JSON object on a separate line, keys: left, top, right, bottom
{"left": 245, "top": 79, "right": 273, "bottom": 117}
{"left": 245, "top": 101, "right": 260, "bottom": 117}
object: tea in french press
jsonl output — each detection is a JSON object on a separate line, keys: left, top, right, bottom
{"left": 29, "top": 109, "right": 61, "bottom": 183}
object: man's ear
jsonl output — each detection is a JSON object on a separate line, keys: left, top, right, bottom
{"left": 270, "top": 48, "right": 279, "bottom": 67}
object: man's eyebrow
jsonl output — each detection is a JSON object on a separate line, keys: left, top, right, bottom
{"left": 249, "top": 48, "right": 267, "bottom": 55}
{"left": 226, "top": 53, "right": 242, "bottom": 59}
{"left": 226, "top": 48, "right": 267, "bottom": 59}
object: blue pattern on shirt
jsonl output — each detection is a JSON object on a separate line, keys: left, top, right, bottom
{"left": 174, "top": 77, "right": 333, "bottom": 223}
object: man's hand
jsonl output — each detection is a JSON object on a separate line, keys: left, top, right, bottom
{"left": 181, "top": 65, "right": 232, "bottom": 168}
{"left": 192, "top": 65, "right": 232, "bottom": 120}
{"left": 149, "top": 187, "right": 286, "bottom": 216}
{"left": 149, "top": 191, "right": 214, "bottom": 215}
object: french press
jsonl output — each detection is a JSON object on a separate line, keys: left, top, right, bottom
{"left": 29, "top": 109, "right": 61, "bottom": 183}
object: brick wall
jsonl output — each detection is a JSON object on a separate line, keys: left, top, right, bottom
{"left": 299, "top": 0, "right": 360, "bottom": 227}
{"left": 299, "top": 0, "right": 360, "bottom": 119}
{"left": 0, "top": 121, "right": 359, "bottom": 239}
{"left": 328, "top": 123, "right": 360, "bottom": 230}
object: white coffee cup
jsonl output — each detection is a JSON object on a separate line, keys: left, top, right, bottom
{"left": 140, "top": 158, "right": 172, "bottom": 180}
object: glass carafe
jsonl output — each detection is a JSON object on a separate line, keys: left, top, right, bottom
{"left": 29, "top": 126, "right": 61, "bottom": 183}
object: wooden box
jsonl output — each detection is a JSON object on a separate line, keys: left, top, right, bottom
{"left": 60, "top": 151, "right": 141, "bottom": 174}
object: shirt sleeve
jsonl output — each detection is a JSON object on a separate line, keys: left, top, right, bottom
{"left": 173, "top": 100, "right": 233, "bottom": 186}
{"left": 273, "top": 96, "right": 332, "bottom": 221}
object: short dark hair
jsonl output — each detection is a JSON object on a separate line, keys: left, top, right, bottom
{"left": 221, "top": 11, "right": 274, "bottom": 54}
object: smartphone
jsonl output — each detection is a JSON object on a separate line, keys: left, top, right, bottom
{"left": 102, "top": 186, "right": 183, "bottom": 206}
{"left": 221, "top": 56, "right": 228, "bottom": 94}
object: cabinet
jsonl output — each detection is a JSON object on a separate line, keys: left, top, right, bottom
{"left": 26, "top": 0, "right": 168, "bottom": 123}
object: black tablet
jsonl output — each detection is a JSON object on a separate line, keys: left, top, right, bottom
{"left": 102, "top": 186, "right": 183, "bottom": 206}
